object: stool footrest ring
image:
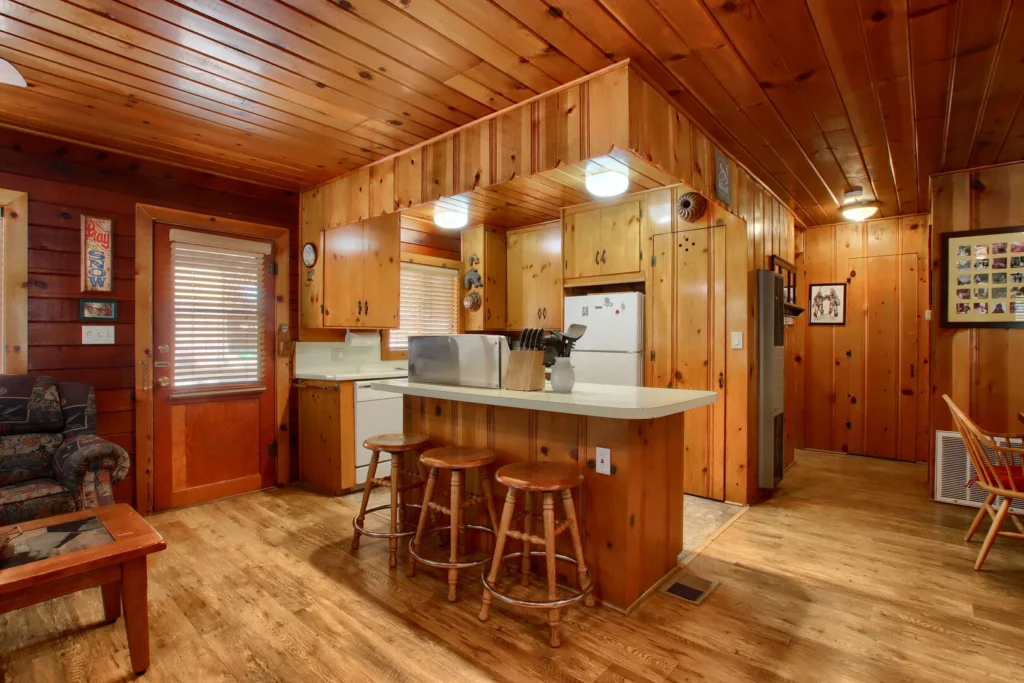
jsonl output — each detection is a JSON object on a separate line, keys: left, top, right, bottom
{"left": 408, "top": 524, "right": 495, "bottom": 570}
{"left": 482, "top": 550, "right": 595, "bottom": 609}
{"left": 352, "top": 503, "right": 423, "bottom": 539}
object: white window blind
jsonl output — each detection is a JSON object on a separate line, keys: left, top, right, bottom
{"left": 390, "top": 262, "right": 459, "bottom": 351}
{"left": 170, "top": 234, "right": 268, "bottom": 389}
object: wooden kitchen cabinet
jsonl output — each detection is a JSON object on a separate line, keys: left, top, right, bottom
{"left": 323, "top": 213, "right": 400, "bottom": 328}
{"left": 506, "top": 221, "right": 563, "bottom": 330}
{"left": 462, "top": 224, "right": 507, "bottom": 331}
{"left": 564, "top": 201, "right": 642, "bottom": 281}
{"left": 297, "top": 380, "right": 356, "bottom": 494}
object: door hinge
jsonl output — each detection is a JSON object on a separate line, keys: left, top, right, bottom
{"left": 639, "top": 208, "right": 643, "bottom": 219}
{"left": 650, "top": 350, "right": 656, "bottom": 361}
{"left": 651, "top": 255, "right": 656, "bottom": 267}
{"left": 268, "top": 261, "right": 279, "bottom": 275}
{"left": 268, "top": 441, "right": 278, "bottom": 457}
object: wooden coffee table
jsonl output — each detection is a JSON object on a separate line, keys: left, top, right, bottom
{"left": 0, "top": 504, "right": 166, "bottom": 674}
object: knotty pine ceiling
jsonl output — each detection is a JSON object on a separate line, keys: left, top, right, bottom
{"left": 0, "top": 0, "right": 1020, "bottom": 226}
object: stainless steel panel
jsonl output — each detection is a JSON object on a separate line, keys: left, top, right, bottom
{"left": 408, "top": 335, "right": 510, "bottom": 389}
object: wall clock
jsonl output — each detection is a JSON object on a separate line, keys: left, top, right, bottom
{"left": 302, "top": 242, "right": 318, "bottom": 268}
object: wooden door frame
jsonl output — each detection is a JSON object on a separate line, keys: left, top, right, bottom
{"left": 134, "top": 204, "right": 291, "bottom": 515}
{"left": 0, "top": 189, "right": 28, "bottom": 374}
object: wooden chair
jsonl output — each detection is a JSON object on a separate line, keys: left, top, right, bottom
{"left": 407, "top": 446, "right": 500, "bottom": 602}
{"left": 351, "top": 433, "right": 430, "bottom": 568}
{"left": 478, "top": 462, "right": 594, "bottom": 647}
{"left": 943, "top": 396, "right": 1024, "bottom": 570}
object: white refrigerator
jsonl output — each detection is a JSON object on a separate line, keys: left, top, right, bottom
{"left": 563, "top": 292, "right": 644, "bottom": 386}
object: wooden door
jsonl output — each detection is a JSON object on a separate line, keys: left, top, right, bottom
{"left": 323, "top": 220, "right": 364, "bottom": 327}
{"left": 838, "top": 253, "right": 920, "bottom": 460}
{"left": 598, "top": 201, "right": 642, "bottom": 276}
{"left": 152, "top": 224, "right": 276, "bottom": 511}
{"left": 360, "top": 213, "right": 400, "bottom": 329}
{"left": 647, "top": 233, "right": 675, "bottom": 388}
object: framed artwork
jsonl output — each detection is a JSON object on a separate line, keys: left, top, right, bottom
{"left": 808, "top": 283, "right": 846, "bottom": 325}
{"left": 81, "top": 215, "right": 113, "bottom": 292}
{"left": 79, "top": 299, "right": 118, "bottom": 321}
{"left": 941, "top": 225, "right": 1024, "bottom": 328}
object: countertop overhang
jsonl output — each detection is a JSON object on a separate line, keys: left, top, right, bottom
{"left": 369, "top": 379, "right": 718, "bottom": 419}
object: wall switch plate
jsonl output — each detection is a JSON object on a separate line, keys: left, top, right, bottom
{"left": 595, "top": 447, "right": 611, "bottom": 475}
{"left": 730, "top": 331, "right": 743, "bottom": 349}
{"left": 925, "top": 309, "right": 932, "bottom": 321}
{"left": 331, "top": 348, "right": 345, "bottom": 362}
{"left": 82, "top": 325, "right": 115, "bottom": 345}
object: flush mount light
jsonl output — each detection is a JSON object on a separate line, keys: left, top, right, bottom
{"left": 433, "top": 210, "right": 469, "bottom": 230}
{"left": 840, "top": 187, "right": 880, "bottom": 222}
{"left": 585, "top": 171, "right": 629, "bottom": 198}
{"left": 0, "top": 59, "right": 27, "bottom": 88}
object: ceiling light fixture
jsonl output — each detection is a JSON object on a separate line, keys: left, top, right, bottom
{"left": 840, "top": 187, "right": 880, "bottom": 222}
{"left": 0, "top": 59, "right": 27, "bottom": 88}
{"left": 585, "top": 171, "right": 629, "bottom": 198}
{"left": 433, "top": 210, "right": 469, "bottom": 230}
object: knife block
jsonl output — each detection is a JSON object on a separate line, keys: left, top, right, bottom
{"left": 504, "top": 350, "right": 546, "bottom": 391}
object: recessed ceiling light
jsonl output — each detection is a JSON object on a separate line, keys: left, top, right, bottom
{"left": 840, "top": 187, "right": 880, "bottom": 221}
{"left": 585, "top": 171, "right": 629, "bottom": 198}
{"left": 0, "top": 59, "right": 26, "bottom": 88}
{"left": 434, "top": 210, "right": 468, "bottom": 230}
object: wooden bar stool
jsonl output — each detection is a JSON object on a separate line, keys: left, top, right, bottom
{"left": 351, "top": 433, "right": 430, "bottom": 568}
{"left": 478, "top": 462, "right": 595, "bottom": 647}
{"left": 408, "top": 447, "right": 500, "bottom": 602}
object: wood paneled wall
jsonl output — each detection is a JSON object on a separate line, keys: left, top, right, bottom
{"left": 0, "top": 129, "right": 299, "bottom": 507}
{"left": 797, "top": 215, "right": 930, "bottom": 463}
{"left": 931, "top": 163, "right": 1024, "bottom": 443}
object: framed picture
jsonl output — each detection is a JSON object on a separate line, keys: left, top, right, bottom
{"left": 79, "top": 299, "right": 118, "bottom": 321}
{"left": 808, "top": 283, "right": 846, "bottom": 325}
{"left": 81, "top": 215, "right": 113, "bottom": 292}
{"left": 941, "top": 225, "right": 1024, "bottom": 328}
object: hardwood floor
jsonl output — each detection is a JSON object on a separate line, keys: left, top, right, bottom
{"left": 3, "top": 450, "right": 1023, "bottom": 682}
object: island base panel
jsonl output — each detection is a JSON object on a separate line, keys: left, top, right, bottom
{"left": 404, "top": 396, "right": 684, "bottom": 611}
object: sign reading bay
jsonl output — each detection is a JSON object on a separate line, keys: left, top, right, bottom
{"left": 81, "top": 215, "right": 113, "bottom": 292}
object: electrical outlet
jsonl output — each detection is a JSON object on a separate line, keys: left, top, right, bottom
{"left": 595, "top": 447, "right": 611, "bottom": 475}
{"left": 331, "top": 348, "right": 345, "bottom": 362}
{"left": 82, "top": 326, "right": 115, "bottom": 345}
{"left": 730, "top": 331, "right": 743, "bottom": 350}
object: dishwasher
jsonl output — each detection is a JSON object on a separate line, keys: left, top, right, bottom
{"left": 354, "top": 382, "right": 403, "bottom": 485}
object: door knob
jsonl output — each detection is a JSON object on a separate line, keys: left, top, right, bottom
{"left": 157, "top": 377, "right": 170, "bottom": 387}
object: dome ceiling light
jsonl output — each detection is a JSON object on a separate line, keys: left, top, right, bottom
{"left": 0, "top": 59, "right": 27, "bottom": 88}
{"left": 585, "top": 171, "right": 629, "bottom": 198}
{"left": 433, "top": 210, "right": 469, "bottom": 230}
{"left": 840, "top": 187, "right": 880, "bottom": 222}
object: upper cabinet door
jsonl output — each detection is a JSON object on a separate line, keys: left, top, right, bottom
{"left": 533, "top": 225, "right": 563, "bottom": 328}
{"left": 323, "top": 220, "right": 365, "bottom": 327}
{"left": 361, "top": 213, "right": 401, "bottom": 329}
{"left": 565, "top": 207, "right": 603, "bottom": 279}
{"left": 505, "top": 229, "right": 530, "bottom": 330}
{"left": 598, "top": 201, "right": 642, "bottom": 276}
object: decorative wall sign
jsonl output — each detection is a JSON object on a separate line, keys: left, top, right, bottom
{"left": 941, "top": 225, "right": 1024, "bottom": 328}
{"left": 808, "top": 283, "right": 846, "bottom": 325}
{"left": 81, "top": 215, "right": 113, "bottom": 292}
{"left": 714, "top": 147, "right": 731, "bottom": 206}
{"left": 79, "top": 299, "right": 118, "bottom": 321}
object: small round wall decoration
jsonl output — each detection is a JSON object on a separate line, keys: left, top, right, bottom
{"left": 676, "top": 192, "right": 708, "bottom": 223}
{"left": 302, "top": 242, "right": 318, "bottom": 268}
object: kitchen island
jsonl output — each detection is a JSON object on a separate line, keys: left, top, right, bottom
{"left": 371, "top": 378, "right": 717, "bottom": 612}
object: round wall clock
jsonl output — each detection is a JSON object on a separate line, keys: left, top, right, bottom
{"left": 302, "top": 242, "right": 318, "bottom": 268}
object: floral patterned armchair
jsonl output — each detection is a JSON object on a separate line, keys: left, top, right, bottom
{"left": 0, "top": 375, "right": 130, "bottom": 525}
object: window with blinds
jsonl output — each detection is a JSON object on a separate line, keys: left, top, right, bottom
{"left": 390, "top": 262, "right": 459, "bottom": 351}
{"left": 170, "top": 233, "right": 269, "bottom": 389}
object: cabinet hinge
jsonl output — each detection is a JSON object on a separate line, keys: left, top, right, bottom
{"left": 639, "top": 249, "right": 643, "bottom": 261}
{"left": 268, "top": 441, "right": 278, "bottom": 457}
{"left": 650, "top": 350, "right": 656, "bottom": 361}
{"left": 651, "top": 255, "right": 657, "bottom": 267}
{"left": 268, "top": 261, "right": 279, "bottom": 275}
{"left": 639, "top": 208, "right": 643, "bottom": 219}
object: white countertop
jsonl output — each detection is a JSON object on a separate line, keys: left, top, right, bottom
{"left": 369, "top": 379, "right": 718, "bottom": 419}
{"left": 295, "top": 368, "right": 408, "bottom": 382}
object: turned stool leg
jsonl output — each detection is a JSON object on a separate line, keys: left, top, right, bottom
{"left": 397, "top": 452, "right": 409, "bottom": 534}
{"left": 481, "top": 474, "right": 500, "bottom": 532}
{"left": 520, "top": 491, "right": 533, "bottom": 586}
{"left": 409, "top": 467, "right": 438, "bottom": 577}
{"left": 561, "top": 489, "right": 595, "bottom": 607}
{"left": 480, "top": 489, "right": 517, "bottom": 621}
{"left": 388, "top": 454, "right": 402, "bottom": 568}
{"left": 448, "top": 470, "right": 463, "bottom": 602}
{"left": 543, "top": 493, "right": 560, "bottom": 647}
{"left": 352, "top": 450, "right": 380, "bottom": 551}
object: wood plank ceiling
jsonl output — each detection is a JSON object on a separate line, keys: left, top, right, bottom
{"left": 0, "top": 0, "right": 1020, "bottom": 225}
